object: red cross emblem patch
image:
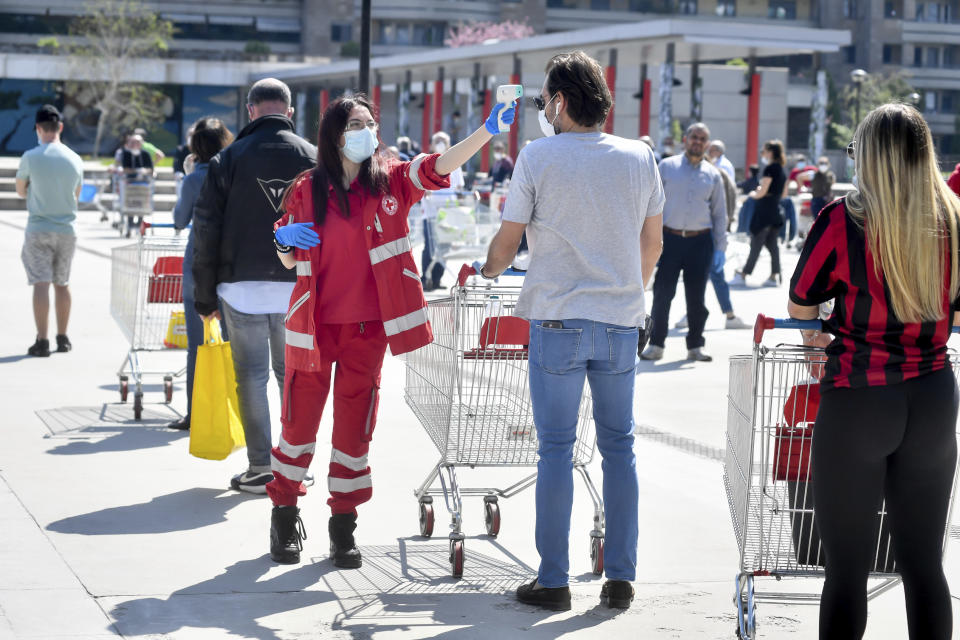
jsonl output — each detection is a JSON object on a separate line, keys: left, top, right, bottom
{"left": 381, "top": 195, "right": 399, "bottom": 216}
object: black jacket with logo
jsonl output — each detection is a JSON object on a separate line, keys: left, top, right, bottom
{"left": 191, "top": 115, "right": 317, "bottom": 315}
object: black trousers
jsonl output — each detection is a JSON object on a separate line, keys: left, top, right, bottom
{"left": 812, "top": 367, "right": 958, "bottom": 640}
{"left": 649, "top": 232, "right": 712, "bottom": 350}
{"left": 742, "top": 225, "right": 781, "bottom": 277}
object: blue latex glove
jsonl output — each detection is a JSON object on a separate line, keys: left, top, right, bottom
{"left": 712, "top": 250, "right": 725, "bottom": 271}
{"left": 484, "top": 101, "right": 517, "bottom": 135}
{"left": 275, "top": 222, "right": 320, "bottom": 250}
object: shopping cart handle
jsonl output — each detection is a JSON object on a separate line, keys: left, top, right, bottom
{"left": 753, "top": 314, "right": 822, "bottom": 344}
{"left": 457, "top": 263, "right": 525, "bottom": 287}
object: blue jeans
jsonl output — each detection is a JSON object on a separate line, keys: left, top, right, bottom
{"left": 219, "top": 299, "right": 285, "bottom": 472}
{"left": 778, "top": 198, "right": 797, "bottom": 243}
{"left": 710, "top": 260, "right": 733, "bottom": 314}
{"left": 528, "top": 319, "right": 639, "bottom": 587}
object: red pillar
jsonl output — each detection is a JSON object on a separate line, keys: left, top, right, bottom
{"left": 508, "top": 72, "right": 520, "bottom": 159}
{"left": 422, "top": 92, "right": 432, "bottom": 152}
{"left": 481, "top": 89, "right": 491, "bottom": 174}
{"left": 604, "top": 65, "right": 616, "bottom": 135}
{"left": 639, "top": 78, "right": 651, "bottom": 137}
{"left": 320, "top": 89, "right": 329, "bottom": 114}
{"left": 745, "top": 73, "right": 761, "bottom": 170}
{"left": 433, "top": 80, "right": 443, "bottom": 135}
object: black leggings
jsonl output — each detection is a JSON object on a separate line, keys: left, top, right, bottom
{"left": 812, "top": 367, "right": 958, "bottom": 639}
{"left": 742, "top": 225, "right": 781, "bottom": 277}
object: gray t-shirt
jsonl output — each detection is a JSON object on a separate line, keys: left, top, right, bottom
{"left": 502, "top": 131, "right": 664, "bottom": 327}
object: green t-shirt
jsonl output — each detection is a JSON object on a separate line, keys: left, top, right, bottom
{"left": 141, "top": 140, "right": 161, "bottom": 165}
{"left": 17, "top": 142, "right": 83, "bottom": 235}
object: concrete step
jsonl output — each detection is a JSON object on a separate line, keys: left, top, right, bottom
{"left": 0, "top": 175, "right": 177, "bottom": 195}
{"left": 0, "top": 191, "right": 175, "bottom": 212}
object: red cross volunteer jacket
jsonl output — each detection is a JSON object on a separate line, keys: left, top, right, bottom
{"left": 274, "top": 153, "right": 451, "bottom": 372}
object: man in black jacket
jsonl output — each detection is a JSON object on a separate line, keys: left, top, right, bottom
{"left": 193, "top": 78, "right": 317, "bottom": 494}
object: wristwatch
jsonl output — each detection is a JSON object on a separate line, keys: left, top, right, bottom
{"left": 273, "top": 235, "right": 293, "bottom": 254}
{"left": 478, "top": 263, "right": 497, "bottom": 280}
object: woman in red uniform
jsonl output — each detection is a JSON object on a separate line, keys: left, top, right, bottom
{"left": 266, "top": 93, "right": 516, "bottom": 567}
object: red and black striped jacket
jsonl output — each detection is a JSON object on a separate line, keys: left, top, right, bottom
{"left": 789, "top": 197, "right": 957, "bottom": 391}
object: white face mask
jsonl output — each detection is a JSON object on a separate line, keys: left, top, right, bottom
{"left": 433, "top": 141, "right": 447, "bottom": 153}
{"left": 818, "top": 163, "right": 829, "bottom": 171}
{"left": 663, "top": 145, "right": 674, "bottom": 156}
{"left": 537, "top": 95, "right": 561, "bottom": 138}
{"left": 795, "top": 160, "right": 806, "bottom": 169}
{"left": 493, "top": 152, "right": 504, "bottom": 161}
{"left": 341, "top": 127, "right": 378, "bottom": 163}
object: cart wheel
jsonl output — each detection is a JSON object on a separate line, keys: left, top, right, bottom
{"left": 449, "top": 539, "right": 464, "bottom": 579}
{"left": 163, "top": 376, "right": 174, "bottom": 404}
{"left": 484, "top": 500, "right": 501, "bottom": 537}
{"left": 133, "top": 392, "right": 143, "bottom": 421}
{"left": 419, "top": 500, "right": 435, "bottom": 538}
{"left": 119, "top": 376, "right": 129, "bottom": 403}
{"left": 590, "top": 535, "right": 604, "bottom": 576}
{"left": 735, "top": 574, "right": 757, "bottom": 639}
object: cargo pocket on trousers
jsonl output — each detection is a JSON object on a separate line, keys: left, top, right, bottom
{"left": 535, "top": 325, "right": 583, "bottom": 375}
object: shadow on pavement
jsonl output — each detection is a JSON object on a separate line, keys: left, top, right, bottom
{"left": 46, "top": 488, "right": 256, "bottom": 535}
{"left": 36, "top": 405, "right": 184, "bottom": 454}
{"left": 0, "top": 354, "right": 31, "bottom": 364}
{"left": 45, "top": 425, "right": 186, "bottom": 455}
{"left": 108, "top": 557, "right": 339, "bottom": 640}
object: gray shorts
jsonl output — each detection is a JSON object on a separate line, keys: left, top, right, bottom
{"left": 22, "top": 232, "right": 77, "bottom": 286}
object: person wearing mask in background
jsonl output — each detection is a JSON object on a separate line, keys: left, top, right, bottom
{"left": 15, "top": 105, "right": 83, "bottom": 357}
{"left": 133, "top": 127, "right": 165, "bottom": 166}
{"left": 192, "top": 78, "right": 317, "bottom": 494}
{"left": 675, "top": 144, "right": 749, "bottom": 332}
{"left": 419, "top": 131, "right": 465, "bottom": 291}
{"left": 641, "top": 122, "right": 726, "bottom": 363}
{"left": 809, "top": 156, "right": 836, "bottom": 218}
{"left": 165, "top": 117, "right": 234, "bottom": 431}
{"left": 788, "top": 103, "right": 960, "bottom": 640}
{"left": 707, "top": 140, "right": 735, "bottom": 181}
{"left": 478, "top": 50, "right": 662, "bottom": 612}
{"left": 491, "top": 140, "right": 514, "bottom": 187}
{"left": 267, "top": 93, "right": 516, "bottom": 568}
{"left": 112, "top": 134, "right": 154, "bottom": 238}
{"left": 730, "top": 139, "right": 786, "bottom": 288}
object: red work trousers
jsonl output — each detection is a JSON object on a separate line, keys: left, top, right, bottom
{"left": 266, "top": 322, "right": 387, "bottom": 515}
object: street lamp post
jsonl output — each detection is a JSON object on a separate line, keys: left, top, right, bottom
{"left": 850, "top": 68, "right": 868, "bottom": 125}
{"left": 359, "top": 0, "right": 371, "bottom": 94}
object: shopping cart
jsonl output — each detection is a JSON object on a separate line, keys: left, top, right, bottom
{"left": 724, "top": 315, "right": 960, "bottom": 639}
{"left": 115, "top": 172, "right": 154, "bottom": 236}
{"left": 412, "top": 190, "right": 501, "bottom": 274}
{"left": 110, "top": 222, "right": 188, "bottom": 420}
{"left": 403, "top": 264, "right": 604, "bottom": 578}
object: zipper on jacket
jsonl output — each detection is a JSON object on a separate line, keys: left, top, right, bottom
{"left": 364, "top": 385, "right": 379, "bottom": 436}
{"left": 402, "top": 268, "right": 421, "bottom": 283}
{"left": 374, "top": 214, "right": 383, "bottom": 233}
{"left": 285, "top": 291, "right": 310, "bottom": 323}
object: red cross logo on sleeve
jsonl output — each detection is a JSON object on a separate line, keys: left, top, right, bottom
{"left": 381, "top": 195, "right": 399, "bottom": 216}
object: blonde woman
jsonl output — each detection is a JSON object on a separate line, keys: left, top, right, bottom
{"left": 788, "top": 103, "right": 960, "bottom": 639}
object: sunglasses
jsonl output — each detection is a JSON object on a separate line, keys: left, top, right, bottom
{"left": 531, "top": 95, "right": 553, "bottom": 111}
{"left": 846, "top": 141, "right": 856, "bottom": 159}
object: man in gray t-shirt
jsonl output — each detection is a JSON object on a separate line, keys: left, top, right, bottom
{"left": 478, "top": 50, "right": 663, "bottom": 613}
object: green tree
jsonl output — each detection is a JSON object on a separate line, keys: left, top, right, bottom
{"left": 39, "top": 0, "right": 173, "bottom": 157}
{"left": 826, "top": 71, "right": 916, "bottom": 149}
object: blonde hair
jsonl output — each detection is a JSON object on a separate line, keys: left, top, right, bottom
{"left": 847, "top": 103, "right": 960, "bottom": 322}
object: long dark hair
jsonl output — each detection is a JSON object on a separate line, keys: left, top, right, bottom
{"left": 285, "top": 94, "right": 390, "bottom": 226}
{"left": 763, "top": 139, "right": 786, "bottom": 166}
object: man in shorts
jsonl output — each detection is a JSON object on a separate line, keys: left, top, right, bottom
{"left": 15, "top": 105, "right": 83, "bottom": 357}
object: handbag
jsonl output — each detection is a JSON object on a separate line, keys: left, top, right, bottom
{"left": 189, "top": 318, "right": 246, "bottom": 460}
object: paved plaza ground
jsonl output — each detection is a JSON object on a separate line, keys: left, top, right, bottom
{"left": 1, "top": 169, "right": 958, "bottom": 638}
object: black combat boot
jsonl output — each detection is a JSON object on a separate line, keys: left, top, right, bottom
{"left": 270, "top": 505, "right": 306, "bottom": 564}
{"left": 329, "top": 513, "right": 362, "bottom": 569}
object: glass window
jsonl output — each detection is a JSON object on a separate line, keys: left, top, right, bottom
{"left": 844, "top": 0, "right": 857, "bottom": 18}
{"left": 677, "top": 0, "right": 697, "bottom": 13}
{"left": 944, "top": 45, "right": 958, "bottom": 67}
{"left": 927, "top": 46, "right": 940, "bottom": 67}
{"left": 942, "top": 90, "right": 956, "bottom": 111}
{"left": 882, "top": 44, "right": 901, "bottom": 64}
{"left": 843, "top": 45, "right": 856, "bottom": 64}
{"left": 769, "top": 1, "right": 797, "bottom": 19}
{"left": 591, "top": 0, "right": 611, "bottom": 8}
{"left": 914, "top": 46, "right": 924, "bottom": 66}
{"left": 716, "top": 0, "right": 736, "bottom": 16}
{"left": 331, "top": 23, "right": 352, "bottom": 42}
{"left": 925, "top": 91, "right": 937, "bottom": 113}
{"left": 884, "top": 0, "right": 903, "bottom": 17}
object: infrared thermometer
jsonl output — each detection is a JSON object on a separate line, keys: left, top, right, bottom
{"left": 495, "top": 84, "right": 523, "bottom": 133}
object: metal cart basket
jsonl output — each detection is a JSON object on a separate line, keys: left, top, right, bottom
{"left": 403, "top": 265, "right": 605, "bottom": 578}
{"left": 724, "top": 315, "right": 960, "bottom": 639}
{"left": 110, "top": 223, "right": 188, "bottom": 419}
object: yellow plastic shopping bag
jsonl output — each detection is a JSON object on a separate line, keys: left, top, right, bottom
{"left": 189, "top": 318, "right": 246, "bottom": 460}
{"left": 163, "top": 311, "right": 188, "bottom": 349}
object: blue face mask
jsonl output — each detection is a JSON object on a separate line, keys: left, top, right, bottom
{"left": 341, "top": 127, "right": 378, "bottom": 163}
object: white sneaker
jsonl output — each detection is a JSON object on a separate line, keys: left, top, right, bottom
{"left": 729, "top": 272, "right": 746, "bottom": 287}
{"left": 640, "top": 345, "right": 664, "bottom": 361}
{"left": 762, "top": 275, "right": 781, "bottom": 288}
{"left": 724, "top": 315, "right": 750, "bottom": 330}
{"left": 686, "top": 347, "right": 713, "bottom": 362}
{"left": 674, "top": 315, "right": 688, "bottom": 329}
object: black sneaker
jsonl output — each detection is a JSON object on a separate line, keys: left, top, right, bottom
{"left": 270, "top": 505, "right": 306, "bottom": 564}
{"left": 600, "top": 580, "right": 634, "bottom": 609}
{"left": 516, "top": 578, "right": 572, "bottom": 611}
{"left": 329, "top": 513, "right": 362, "bottom": 569}
{"left": 27, "top": 338, "right": 50, "bottom": 358}
{"left": 166, "top": 415, "right": 190, "bottom": 431}
{"left": 230, "top": 470, "right": 273, "bottom": 494}
{"left": 55, "top": 334, "right": 71, "bottom": 353}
